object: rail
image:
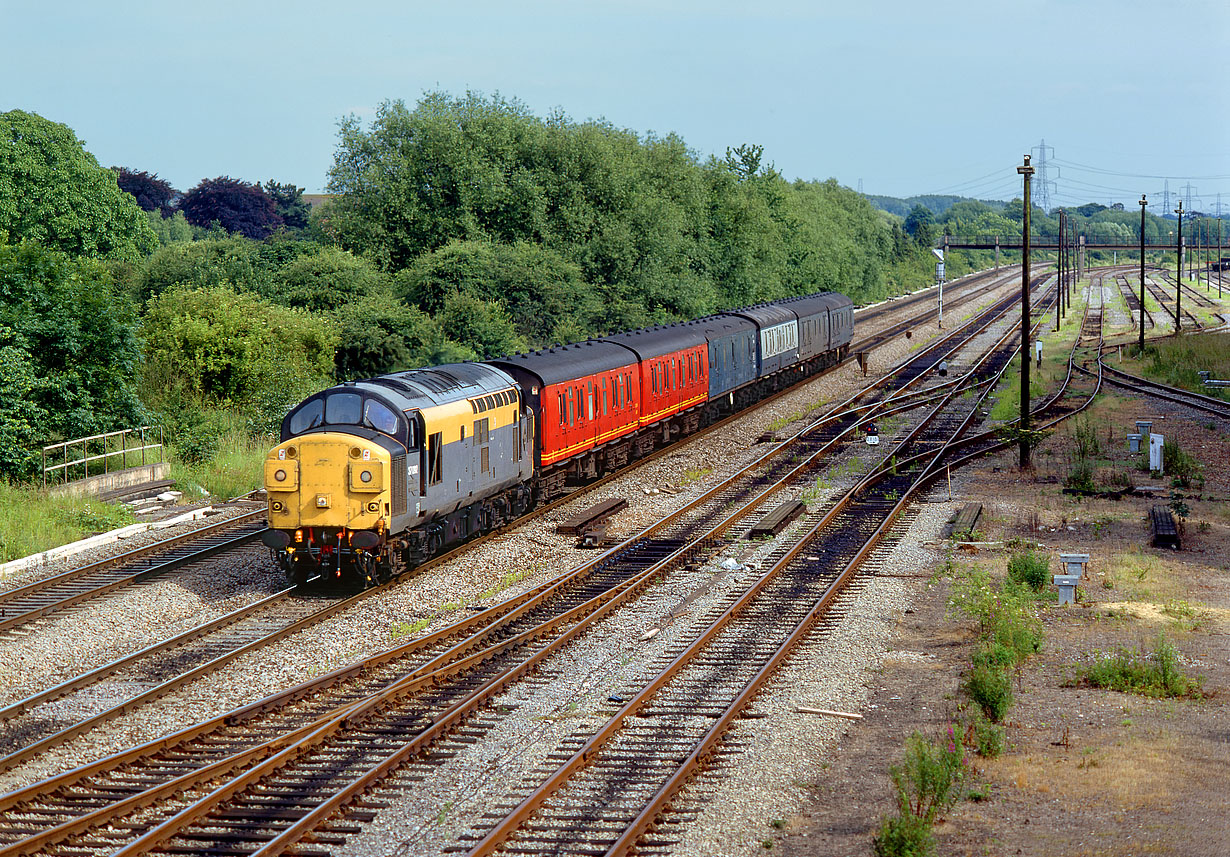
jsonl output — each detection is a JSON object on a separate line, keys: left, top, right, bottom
{"left": 41, "top": 426, "right": 164, "bottom": 489}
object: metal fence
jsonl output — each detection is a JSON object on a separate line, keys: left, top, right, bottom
{"left": 42, "top": 426, "right": 164, "bottom": 489}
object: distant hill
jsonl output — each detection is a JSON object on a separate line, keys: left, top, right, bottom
{"left": 867, "top": 194, "right": 1009, "bottom": 218}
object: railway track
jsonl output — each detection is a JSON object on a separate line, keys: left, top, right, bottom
{"left": 462, "top": 285, "right": 1089, "bottom": 857}
{"left": 1096, "top": 362, "right": 1230, "bottom": 422}
{"left": 0, "top": 267, "right": 1026, "bottom": 787}
{"left": 0, "top": 511, "right": 266, "bottom": 639}
{"left": 0, "top": 278, "right": 1054, "bottom": 857}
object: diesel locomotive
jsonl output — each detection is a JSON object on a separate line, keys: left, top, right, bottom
{"left": 261, "top": 291, "right": 854, "bottom": 585}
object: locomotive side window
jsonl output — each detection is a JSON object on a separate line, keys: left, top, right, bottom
{"left": 363, "top": 399, "right": 399, "bottom": 435}
{"left": 325, "top": 393, "right": 362, "bottom": 426}
{"left": 427, "top": 432, "right": 442, "bottom": 485}
{"left": 289, "top": 399, "right": 324, "bottom": 434}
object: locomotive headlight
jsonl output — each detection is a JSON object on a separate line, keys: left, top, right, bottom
{"left": 367, "top": 502, "right": 379, "bottom": 512}
{"left": 270, "top": 500, "right": 284, "bottom": 512}
{"left": 274, "top": 469, "right": 287, "bottom": 482}
{"left": 359, "top": 469, "right": 373, "bottom": 484}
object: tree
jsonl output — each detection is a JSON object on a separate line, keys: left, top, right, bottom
{"left": 264, "top": 180, "right": 311, "bottom": 231}
{"left": 115, "top": 168, "right": 179, "bottom": 214}
{"left": 0, "top": 241, "right": 144, "bottom": 443}
{"left": 140, "top": 284, "right": 336, "bottom": 404}
{"left": 0, "top": 110, "right": 158, "bottom": 260}
{"left": 398, "top": 240, "right": 596, "bottom": 346}
{"left": 904, "top": 204, "right": 937, "bottom": 247}
{"left": 0, "top": 331, "right": 44, "bottom": 479}
{"left": 179, "top": 176, "right": 282, "bottom": 239}
{"left": 265, "top": 246, "right": 390, "bottom": 312}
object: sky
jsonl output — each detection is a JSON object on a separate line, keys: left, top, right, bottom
{"left": 5, "top": 0, "right": 1228, "bottom": 215}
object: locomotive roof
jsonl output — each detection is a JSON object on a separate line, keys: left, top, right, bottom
{"left": 600, "top": 320, "right": 707, "bottom": 360}
{"left": 344, "top": 362, "right": 517, "bottom": 410}
{"left": 488, "top": 340, "right": 636, "bottom": 387}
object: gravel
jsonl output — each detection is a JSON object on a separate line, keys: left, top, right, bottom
{"left": 0, "top": 276, "right": 1012, "bottom": 852}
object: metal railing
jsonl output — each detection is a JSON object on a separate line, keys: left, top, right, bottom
{"left": 42, "top": 426, "right": 164, "bottom": 489}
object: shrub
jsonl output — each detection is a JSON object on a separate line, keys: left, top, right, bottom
{"left": 1064, "top": 457, "right": 1096, "bottom": 493}
{"left": 963, "top": 710, "right": 1006, "bottom": 759}
{"left": 873, "top": 811, "right": 934, "bottom": 857}
{"left": 1163, "top": 441, "right": 1202, "bottom": 488}
{"left": 890, "top": 729, "right": 965, "bottom": 823}
{"left": 1007, "top": 550, "right": 1049, "bottom": 591}
{"left": 1072, "top": 414, "right": 1100, "bottom": 458}
{"left": 965, "top": 662, "right": 1014, "bottom": 722}
{"left": 1083, "top": 633, "right": 1203, "bottom": 698}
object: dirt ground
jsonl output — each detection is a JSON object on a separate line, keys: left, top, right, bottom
{"left": 778, "top": 387, "right": 1230, "bottom": 857}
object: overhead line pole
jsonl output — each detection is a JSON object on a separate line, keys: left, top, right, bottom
{"left": 1175, "top": 201, "right": 1184, "bottom": 332}
{"left": 1139, "top": 194, "right": 1147, "bottom": 354}
{"left": 1017, "top": 155, "right": 1034, "bottom": 469}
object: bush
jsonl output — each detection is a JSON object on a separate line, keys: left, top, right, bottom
{"left": 1163, "top": 440, "right": 1203, "bottom": 488}
{"left": 1007, "top": 551, "right": 1049, "bottom": 591}
{"left": 873, "top": 811, "right": 934, "bottom": 857}
{"left": 1064, "top": 457, "right": 1096, "bottom": 493}
{"left": 1083, "top": 633, "right": 1203, "bottom": 698}
{"left": 890, "top": 729, "right": 965, "bottom": 823}
{"left": 965, "top": 662, "right": 1014, "bottom": 722}
{"left": 963, "top": 710, "right": 1006, "bottom": 759}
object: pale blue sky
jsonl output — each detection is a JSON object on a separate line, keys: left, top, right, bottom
{"left": 5, "top": 0, "right": 1228, "bottom": 213}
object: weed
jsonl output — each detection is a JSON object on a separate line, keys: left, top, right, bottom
{"left": 890, "top": 728, "right": 966, "bottom": 824}
{"left": 962, "top": 709, "right": 1005, "bottom": 758}
{"left": 771, "top": 819, "right": 785, "bottom": 830}
{"left": 873, "top": 811, "right": 934, "bottom": 857}
{"left": 1072, "top": 414, "right": 1101, "bottom": 458}
{"left": 965, "top": 662, "right": 1014, "bottom": 723}
{"left": 1163, "top": 440, "right": 1203, "bottom": 488}
{"left": 390, "top": 618, "right": 431, "bottom": 640}
{"left": 967, "top": 783, "right": 992, "bottom": 802}
{"left": 1081, "top": 633, "right": 1203, "bottom": 698}
{"left": 1064, "top": 457, "right": 1096, "bottom": 493}
{"left": 1007, "top": 550, "right": 1049, "bottom": 591}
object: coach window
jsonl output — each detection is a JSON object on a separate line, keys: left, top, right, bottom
{"left": 588, "top": 382, "right": 594, "bottom": 420}
{"left": 558, "top": 391, "right": 565, "bottom": 425}
{"left": 602, "top": 377, "right": 609, "bottom": 415}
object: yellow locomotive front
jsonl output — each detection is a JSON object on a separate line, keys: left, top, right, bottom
{"left": 263, "top": 432, "right": 392, "bottom": 584}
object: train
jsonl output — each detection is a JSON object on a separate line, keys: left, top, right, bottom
{"left": 260, "top": 291, "right": 855, "bottom": 586}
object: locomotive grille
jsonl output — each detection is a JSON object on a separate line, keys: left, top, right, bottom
{"left": 390, "top": 453, "right": 407, "bottom": 515}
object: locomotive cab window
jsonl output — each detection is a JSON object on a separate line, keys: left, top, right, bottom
{"left": 363, "top": 399, "right": 399, "bottom": 435}
{"left": 325, "top": 393, "right": 362, "bottom": 426}
{"left": 288, "top": 399, "right": 324, "bottom": 434}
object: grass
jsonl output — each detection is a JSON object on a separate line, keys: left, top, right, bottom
{"left": 0, "top": 482, "right": 137, "bottom": 563}
{"left": 167, "top": 426, "right": 270, "bottom": 500}
{"left": 1080, "top": 633, "right": 1203, "bottom": 698}
{"left": 480, "top": 566, "right": 540, "bottom": 600}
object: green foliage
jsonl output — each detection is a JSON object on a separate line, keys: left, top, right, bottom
{"left": 890, "top": 728, "right": 965, "bottom": 823}
{"left": 1007, "top": 550, "right": 1049, "bottom": 591}
{"left": 166, "top": 413, "right": 270, "bottom": 499}
{"left": 140, "top": 284, "right": 336, "bottom": 407}
{"left": 138, "top": 235, "right": 267, "bottom": 300}
{"left": 331, "top": 296, "right": 475, "bottom": 379}
{"left": 964, "top": 661, "right": 1014, "bottom": 722}
{"left": 326, "top": 92, "right": 914, "bottom": 336}
{"left": 398, "top": 239, "right": 596, "bottom": 347}
{"left": 1082, "top": 633, "right": 1203, "bottom": 698}
{"left": 265, "top": 245, "right": 390, "bottom": 312}
{"left": 873, "top": 811, "right": 934, "bottom": 857}
{"left": 145, "top": 209, "right": 195, "bottom": 246}
{"left": 0, "top": 241, "right": 145, "bottom": 451}
{"left": 0, "top": 335, "right": 44, "bottom": 478}
{"left": 264, "top": 180, "right": 311, "bottom": 231}
{"left": 1162, "top": 440, "right": 1202, "bottom": 489}
{"left": 0, "top": 110, "right": 157, "bottom": 260}
{"left": 179, "top": 176, "right": 282, "bottom": 240}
